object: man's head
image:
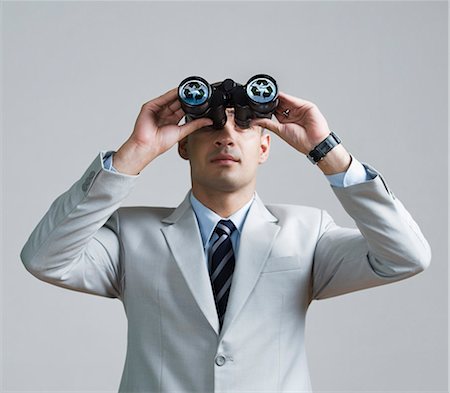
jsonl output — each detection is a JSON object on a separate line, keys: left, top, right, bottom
{"left": 178, "top": 108, "right": 270, "bottom": 197}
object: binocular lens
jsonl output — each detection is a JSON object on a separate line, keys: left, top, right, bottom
{"left": 246, "top": 77, "right": 277, "bottom": 104}
{"left": 178, "top": 78, "right": 210, "bottom": 107}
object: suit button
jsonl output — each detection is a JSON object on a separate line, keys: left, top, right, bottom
{"left": 215, "top": 355, "right": 226, "bottom": 366}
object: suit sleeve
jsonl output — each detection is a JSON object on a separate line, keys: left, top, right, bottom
{"left": 312, "top": 163, "right": 431, "bottom": 300}
{"left": 20, "top": 152, "right": 139, "bottom": 299}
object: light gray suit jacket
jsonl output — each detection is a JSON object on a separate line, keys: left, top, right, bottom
{"left": 21, "top": 152, "right": 431, "bottom": 393}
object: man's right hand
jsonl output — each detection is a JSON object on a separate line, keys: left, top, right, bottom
{"left": 112, "top": 87, "right": 213, "bottom": 175}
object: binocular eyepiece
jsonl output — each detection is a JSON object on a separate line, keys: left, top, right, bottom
{"left": 178, "top": 74, "right": 279, "bottom": 129}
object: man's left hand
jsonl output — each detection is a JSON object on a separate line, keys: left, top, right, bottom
{"left": 250, "top": 91, "right": 352, "bottom": 174}
{"left": 250, "top": 91, "right": 332, "bottom": 154}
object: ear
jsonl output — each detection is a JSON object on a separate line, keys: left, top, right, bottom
{"left": 178, "top": 136, "right": 189, "bottom": 160}
{"left": 258, "top": 130, "right": 271, "bottom": 164}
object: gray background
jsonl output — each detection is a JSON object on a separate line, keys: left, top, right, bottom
{"left": 2, "top": 1, "right": 448, "bottom": 392}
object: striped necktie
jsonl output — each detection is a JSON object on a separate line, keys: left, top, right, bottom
{"left": 209, "top": 219, "right": 236, "bottom": 329}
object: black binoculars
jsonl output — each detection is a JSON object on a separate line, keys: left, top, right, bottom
{"left": 177, "top": 74, "right": 279, "bottom": 129}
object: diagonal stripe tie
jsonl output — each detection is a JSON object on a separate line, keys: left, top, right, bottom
{"left": 209, "top": 219, "right": 236, "bottom": 331}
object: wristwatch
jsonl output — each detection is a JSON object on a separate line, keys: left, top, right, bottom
{"left": 307, "top": 131, "right": 341, "bottom": 164}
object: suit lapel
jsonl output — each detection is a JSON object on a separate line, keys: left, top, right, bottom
{"left": 219, "top": 194, "right": 280, "bottom": 339}
{"left": 160, "top": 192, "right": 280, "bottom": 338}
{"left": 161, "top": 193, "right": 220, "bottom": 335}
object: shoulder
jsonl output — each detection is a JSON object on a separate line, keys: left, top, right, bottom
{"left": 261, "top": 203, "right": 331, "bottom": 241}
{"left": 105, "top": 206, "right": 177, "bottom": 237}
{"left": 117, "top": 206, "right": 175, "bottom": 221}
{"left": 264, "top": 203, "right": 324, "bottom": 223}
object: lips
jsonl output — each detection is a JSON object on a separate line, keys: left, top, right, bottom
{"left": 210, "top": 153, "right": 239, "bottom": 163}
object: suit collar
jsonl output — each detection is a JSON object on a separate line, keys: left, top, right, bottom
{"left": 161, "top": 191, "right": 192, "bottom": 224}
{"left": 161, "top": 191, "right": 278, "bottom": 224}
{"left": 189, "top": 192, "right": 255, "bottom": 248}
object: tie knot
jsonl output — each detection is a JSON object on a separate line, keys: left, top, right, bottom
{"left": 214, "top": 219, "right": 236, "bottom": 237}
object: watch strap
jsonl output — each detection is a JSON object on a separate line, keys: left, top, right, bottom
{"left": 307, "top": 131, "right": 341, "bottom": 164}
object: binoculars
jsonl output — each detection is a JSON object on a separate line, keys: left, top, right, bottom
{"left": 177, "top": 74, "right": 279, "bottom": 129}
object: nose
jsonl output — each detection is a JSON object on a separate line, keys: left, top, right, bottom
{"left": 214, "top": 119, "right": 236, "bottom": 148}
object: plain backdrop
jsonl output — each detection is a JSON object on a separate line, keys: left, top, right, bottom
{"left": 2, "top": 1, "right": 448, "bottom": 392}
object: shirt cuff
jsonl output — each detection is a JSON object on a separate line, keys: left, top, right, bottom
{"left": 325, "top": 156, "right": 373, "bottom": 188}
{"left": 102, "top": 151, "right": 118, "bottom": 173}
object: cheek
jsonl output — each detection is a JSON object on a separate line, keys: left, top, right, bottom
{"left": 243, "top": 146, "right": 264, "bottom": 170}
{"left": 186, "top": 140, "right": 208, "bottom": 162}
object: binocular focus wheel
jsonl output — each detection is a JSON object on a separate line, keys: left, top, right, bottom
{"left": 178, "top": 78, "right": 211, "bottom": 107}
{"left": 246, "top": 76, "right": 278, "bottom": 104}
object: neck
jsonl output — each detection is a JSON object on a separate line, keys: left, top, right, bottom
{"left": 191, "top": 185, "right": 255, "bottom": 218}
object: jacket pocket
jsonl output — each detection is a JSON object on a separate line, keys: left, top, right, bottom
{"left": 261, "top": 256, "right": 302, "bottom": 274}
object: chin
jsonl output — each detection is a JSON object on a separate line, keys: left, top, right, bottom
{"left": 195, "top": 175, "right": 243, "bottom": 193}
{"left": 210, "top": 180, "right": 242, "bottom": 193}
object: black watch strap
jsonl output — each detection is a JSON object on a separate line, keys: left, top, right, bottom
{"left": 307, "top": 131, "right": 341, "bottom": 164}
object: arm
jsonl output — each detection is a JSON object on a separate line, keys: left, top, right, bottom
{"left": 20, "top": 154, "right": 137, "bottom": 298}
{"left": 20, "top": 88, "right": 212, "bottom": 298}
{"left": 312, "top": 162, "right": 430, "bottom": 299}
{"left": 252, "top": 93, "right": 431, "bottom": 299}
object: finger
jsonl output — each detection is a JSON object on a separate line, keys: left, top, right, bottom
{"left": 273, "top": 110, "right": 295, "bottom": 124}
{"left": 168, "top": 99, "right": 182, "bottom": 114}
{"left": 250, "top": 118, "right": 283, "bottom": 136}
{"left": 178, "top": 117, "right": 214, "bottom": 139}
{"left": 159, "top": 106, "right": 185, "bottom": 123}
{"left": 173, "top": 108, "right": 186, "bottom": 120}
{"left": 161, "top": 109, "right": 186, "bottom": 127}
{"left": 274, "top": 107, "right": 291, "bottom": 118}
{"left": 144, "top": 87, "right": 179, "bottom": 109}
{"left": 277, "top": 91, "right": 315, "bottom": 107}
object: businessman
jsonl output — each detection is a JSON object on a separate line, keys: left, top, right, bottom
{"left": 21, "top": 85, "right": 431, "bottom": 393}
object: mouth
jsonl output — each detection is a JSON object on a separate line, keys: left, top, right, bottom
{"left": 210, "top": 154, "right": 240, "bottom": 165}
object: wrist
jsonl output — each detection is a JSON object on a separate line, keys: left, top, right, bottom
{"left": 113, "top": 141, "right": 156, "bottom": 175}
{"left": 317, "top": 144, "right": 351, "bottom": 175}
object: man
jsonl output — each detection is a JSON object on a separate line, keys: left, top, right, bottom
{"left": 21, "top": 85, "right": 431, "bottom": 393}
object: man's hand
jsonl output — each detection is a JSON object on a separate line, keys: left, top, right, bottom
{"left": 251, "top": 92, "right": 351, "bottom": 175}
{"left": 113, "top": 87, "right": 213, "bottom": 175}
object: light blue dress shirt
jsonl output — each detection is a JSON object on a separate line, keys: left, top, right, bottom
{"left": 189, "top": 192, "right": 253, "bottom": 272}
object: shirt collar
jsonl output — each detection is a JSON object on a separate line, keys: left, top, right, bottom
{"left": 189, "top": 191, "right": 255, "bottom": 247}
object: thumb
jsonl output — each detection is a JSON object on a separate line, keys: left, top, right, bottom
{"left": 251, "top": 118, "right": 283, "bottom": 136}
{"left": 179, "top": 117, "right": 214, "bottom": 139}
